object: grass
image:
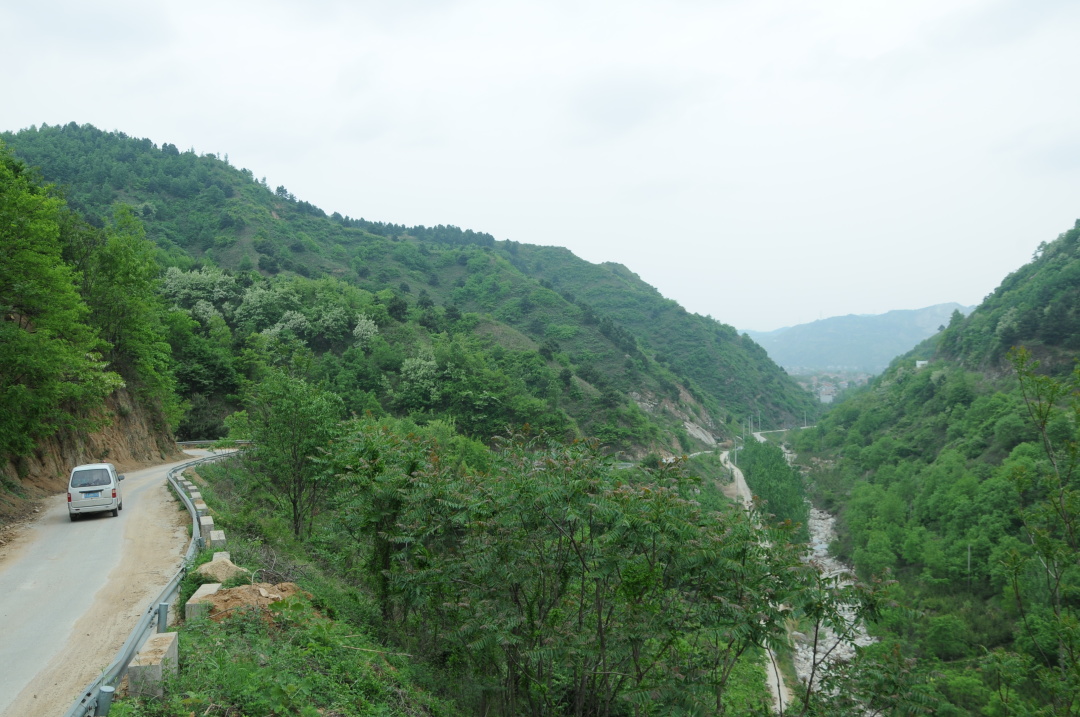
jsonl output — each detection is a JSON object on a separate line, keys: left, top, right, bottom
{"left": 111, "top": 593, "right": 459, "bottom": 717}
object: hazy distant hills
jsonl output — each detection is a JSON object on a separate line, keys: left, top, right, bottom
{"left": 743, "top": 303, "right": 973, "bottom": 374}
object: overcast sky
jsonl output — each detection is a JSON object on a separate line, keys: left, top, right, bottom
{"left": 4, "top": 0, "right": 1078, "bottom": 330}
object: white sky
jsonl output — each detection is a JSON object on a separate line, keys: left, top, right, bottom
{"left": 3, "top": 0, "right": 1078, "bottom": 331}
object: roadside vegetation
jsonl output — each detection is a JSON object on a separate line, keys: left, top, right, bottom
{"left": 117, "top": 415, "right": 797, "bottom": 715}
{"left": 109, "top": 346, "right": 951, "bottom": 716}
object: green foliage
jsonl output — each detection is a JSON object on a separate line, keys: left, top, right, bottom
{"left": 740, "top": 439, "right": 810, "bottom": 542}
{"left": 1, "top": 122, "right": 820, "bottom": 457}
{"left": 112, "top": 595, "right": 459, "bottom": 717}
{"left": 166, "top": 421, "right": 932, "bottom": 716}
{"left": 509, "top": 244, "right": 819, "bottom": 429}
{"left": 84, "top": 205, "right": 181, "bottom": 422}
{"left": 0, "top": 145, "right": 123, "bottom": 455}
{"left": 994, "top": 348, "right": 1080, "bottom": 712}
{"left": 234, "top": 368, "right": 345, "bottom": 538}
{"left": 788, "top": 220, "right": 1080, "bottom": 714}
{"left": 938, "top": 219, "right": 1080, "bottom": 370}
{"left": 327, "top": 426, "right": 817, "bottom": 715}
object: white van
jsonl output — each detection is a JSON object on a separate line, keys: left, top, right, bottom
{"left": 67, "top": 463, "right": 124, "bottom": 520}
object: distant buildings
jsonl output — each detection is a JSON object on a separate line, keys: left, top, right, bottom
{"left": 794, "top": 371, "right": 870, "bottom": 404}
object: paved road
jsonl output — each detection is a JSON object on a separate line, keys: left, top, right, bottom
{"left": 0, "top": 452, "right": 207, "bottom": 717}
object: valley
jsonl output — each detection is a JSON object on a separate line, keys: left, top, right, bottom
{"left": 1, "top": 121, "right": 1078, "bottom": 715}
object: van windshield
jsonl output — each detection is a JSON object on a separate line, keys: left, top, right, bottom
{"left": 71, "top": 469, "right": 111, "bottom": 488}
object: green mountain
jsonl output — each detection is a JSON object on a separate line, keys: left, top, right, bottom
{"left": 743, "top": 303, "right": 972, "bottom": 374}
{"left": 937, "top": 232, "right": 1080, "bottom": 370}
{"left": 791, "top": 219, "right": 1080, "bottom": 713}
{"left": 505, "top": 244, "right": 815, "bottom": 427}
{"left": 1, "top": 122, "right": 815, "bottom": 462}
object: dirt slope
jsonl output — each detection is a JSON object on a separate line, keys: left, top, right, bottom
{"left": 0, "top": 388, "right": 182, "bottom": 526}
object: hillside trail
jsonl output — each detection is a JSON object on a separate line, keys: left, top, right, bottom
{"left": 719, "top": 448, "right": 794, "bottom": 714}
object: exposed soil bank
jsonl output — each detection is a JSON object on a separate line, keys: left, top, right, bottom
{"left": 1, "top": 388, "right": 182, "bottom": 528}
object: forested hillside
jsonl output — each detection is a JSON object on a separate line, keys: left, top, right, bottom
{"left": 0, "top": 147, "right": 180, "bottom": 516}
{"left": 504, "top": 245, "right": 816, "bottom": 427}
{"left": 1, "top": 122, "right": 815, "bottom": 490}
{"left": 792, "top": 219, "right": 1080, "bottom": 714}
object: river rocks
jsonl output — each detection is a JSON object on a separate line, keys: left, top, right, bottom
{"left": 792, "top": 506, "right": 876, "bottom": 691}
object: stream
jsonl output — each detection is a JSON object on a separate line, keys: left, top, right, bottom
{"left": 791, "top": 506, "right": 877, "bottom": 692}
{"left": 748, "top": 432, "right": 877, "bottom": 702}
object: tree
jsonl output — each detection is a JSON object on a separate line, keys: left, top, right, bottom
{"left": 1000, "top": 348, "right": 1080, "bottom": 713}
{"left": 236, "top": 368, "right": 344, "bottom": 538}
{"left": 370, "top": 431, "right": 813, "bottom": 715}
{"left": 740, "top": 439, "right": 810, "bottom": 541}
{"left": 81, "top": 205, "right": 178, "bottom": 419}
{"left": 0, "top": 147, "right": 122, "bottom": 455}
{"left": 329, "top": 419, "right": 432, "bottom": 620}
{"left": 386, "top": 294, "right": 408, "bottom": 322}
{"left": 352, "top": 313, "right": 378, "bottom": 350}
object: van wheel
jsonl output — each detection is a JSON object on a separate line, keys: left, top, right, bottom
{"left": 119, "top": 501, "right": 123, "bottom": 511}
{"left": 69, "top": 514, "right": 77, "bottom": 522}
{"left": 111, "top": 507, "right": 119, "bottom": 517}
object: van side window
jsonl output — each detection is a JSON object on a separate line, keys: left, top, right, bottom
{"left": 71, "top": 469, "right": 111, "bottom": 487}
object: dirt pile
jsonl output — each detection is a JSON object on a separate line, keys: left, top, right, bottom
{"left": 196, "top": 555, "right": 249, "bottom": 583}
{"left": 201, "top": 583, "right": 309, "bottom": 622}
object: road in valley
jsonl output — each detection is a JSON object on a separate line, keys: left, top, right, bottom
{"left": 730, "top": 430, "right": 874, "bottom": 706}
{"left": 719, "top": 447, "right": 795, "bottom": 714}
{"left": 0, "top": 452, "right": 209, "bottom": 717}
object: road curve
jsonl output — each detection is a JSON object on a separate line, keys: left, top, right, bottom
{"left": 0, "top": 452, "right": 206, "bottom": 717}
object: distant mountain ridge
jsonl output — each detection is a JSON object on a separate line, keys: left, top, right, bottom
{"left": 743, "top": 303, "right": 973, "bottom": 374}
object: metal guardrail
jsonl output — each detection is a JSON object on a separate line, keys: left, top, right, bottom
{"left": 63, "top": 452, "right": 236, "bottom": 717}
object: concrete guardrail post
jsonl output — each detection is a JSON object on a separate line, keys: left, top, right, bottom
{"left": 127, "top": 632, "right": 179, "bottom": 698}
{"left": 185, "top": 583, "right": 222, "bottom": 621}
{"left": 199, "top": 515, "right": 214, "bottom": 543}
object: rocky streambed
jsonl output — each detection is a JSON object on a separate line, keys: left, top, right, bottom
{"left": 791, "top": 506, "right": 877, "bottom": 691}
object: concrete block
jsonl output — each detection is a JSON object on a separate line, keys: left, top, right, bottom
{"left": 193, "top": 500, "right": 209, "bottom": 516}
{"left": 209, "top": 530, "right": 226, "bottom": 549}
{"left": 185, "top": 582, "right": 221, "bottom": 621}
{"left": 127, "top": 632, "right": 179, "bottom": 698}
{"left": 189, "top": 490, "right": 202, "bottom": 501}
{"left": 212, "top": 551, "right": 231, "bottom": 562}
{"left": 199, "top": 515, "right": 214, "bottom": 543}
